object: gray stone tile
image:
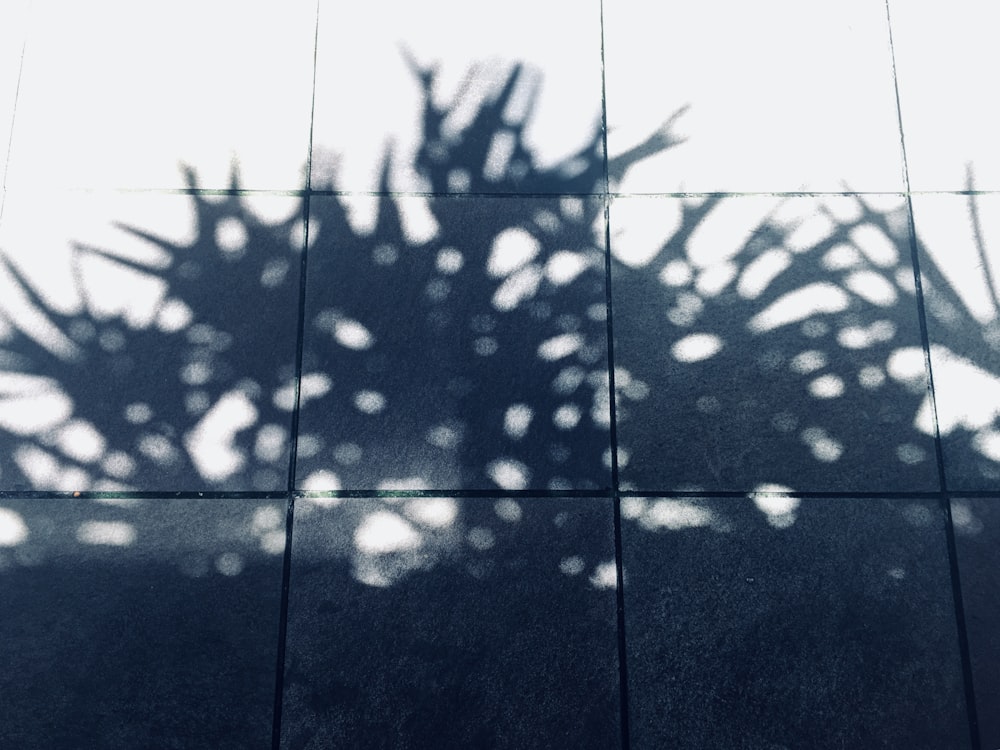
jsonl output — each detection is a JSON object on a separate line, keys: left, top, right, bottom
{"left": 0, "top": 497, "right": 286, "bottom": 749}
{"left": 5, "top": 1, "right": 316, "bottom": 191}
{"left": 911, "top": 193, "right": 1000, "bottom": 490}
{"left": 311, "top": 0, "right": 603, "bottom": 194}
{"left": 0, "top": 190, "right": 303, "bottom": 491}
{"left": 952, "top": 497, "right": 1000, "bottom": 750}
{"left": 281, "top": 496, "right": 620, "bottom": 749}
{"left": 621, "top": 496, "right": 970, "bottom": 749}
{"left": 604, "top": 0, "right": 903, "bottom": 193}
{"left": 610, "top": 194, "right": 939, "bottom": 493}
{"left": 889, "top": 0, "right": 1000, "bottom": 191}
{"left": 295, "top": 195, "right": 611, "bottom": 491}
{"left": 0, "top": 0, "right": 29, "bottom": 200}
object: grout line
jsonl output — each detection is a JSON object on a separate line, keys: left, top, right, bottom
{"left": 0, "top": 27, "right": 28, "bottom": 223}
{"left": 272, "top": 4, "right": 322, "bottom": 747}
{"left": 884, "top": 2, "right": 980, "bottom": 747}
{"left": 598, "top": 2, "right": 630, "bottom": 747}
{"left": 6, "top": 488, "right": 1000, "bottom": 502}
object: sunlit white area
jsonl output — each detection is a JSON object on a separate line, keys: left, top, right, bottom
{"left": 5, "top": 0, "right": 317, "bottom": 191}
{"left": 604, "top": 0, "right": 904, "bottom": 192}
{"left": 890, "top": 2, "right": 1000, "bottom": 191}
{"left": 310, "top": 0, "right": 603, "bottom": 192}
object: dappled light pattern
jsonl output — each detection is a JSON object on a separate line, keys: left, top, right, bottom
{"left": 612, "top": 193, "right": 949, "bottom": 492}
{"left": 0, "top": 181, "right": 303, "bottom": 491}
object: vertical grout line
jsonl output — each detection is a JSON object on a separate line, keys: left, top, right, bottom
{"left": 0, "top": 23, "right": 29, "bottom": 224}
{"left": 272, "top": 3, "right": 322, "bottom": 748}
{"left": 884, "top": 2, "right": 980, "bottom": 747}
{"left": 599, "top": 1, "right": 630, "bottom": 747}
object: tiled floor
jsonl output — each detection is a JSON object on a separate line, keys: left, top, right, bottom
{"left": 1, "top": 2, "right": 999, "bottom": 748}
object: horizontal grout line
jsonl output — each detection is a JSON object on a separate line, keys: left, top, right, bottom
{"left": 2, "top": 489, "right": 998, "bottom": 501}
{"left": 13, "top": 187, "right": 1000, "bottom": 200}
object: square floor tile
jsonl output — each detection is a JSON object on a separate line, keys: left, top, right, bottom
{"left": 0, "top": 190, "right": 303, "bottom": 491}
{"left": 603, "top": 0, "right": 904, "bottom": 193}
{"left": 310, "top": 0, "right": 604, "bottom": 194}
{"left": 621, "top": 496, "right": 970, "bottom": 749}
{"left": 890, "top": 1, "right": 1000, "bottom": 191}
{"left": 610, "top": 194, "right": 939, "bottom": 492}
{"left": 911, "top": 193, "right": 1000, "bottom": 490}
{"left": 281, "top": 496, "right": 620, "bottom": 749}
{"left": 952, "top": 497, "right": 1000, "bottom": 750}
{"left": 295, "top": 195, "right": 611, "bottom": 491}
{"left": 5, "top": 0, "right": 316, "bottom": 191}
{"left": 0, "top": 497, "right": 286, "bottom": 749}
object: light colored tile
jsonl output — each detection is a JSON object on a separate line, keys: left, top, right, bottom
{"left": 5, "top": 0, "right": 317, "bottom": 191}
{"left": 911, "top": 193, "right": 1000, "bottom": 489}
{"left": 310, "top": 0, "right": 603, "bottom": 193}
{"left": 604, "top": 0, "right": 905, "bottom": 193}
{"left": 891, "top": 1, "right": 1000, "bottom": 191}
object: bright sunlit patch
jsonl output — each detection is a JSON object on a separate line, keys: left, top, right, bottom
{"left": 101, "top": 451, "right": 136, "bottom": 479}
{"left": 0, "top": 508, "right": 28, "bottom": 546}
{"left": 808, "top": 374, "right": 845, "bottom": 399}
{"left": 538, "top": 333, "right": 583, "bottom": 361}
{"left": 748, "top": 283, "right": 849, "bottom": 333}
{"left": 503, "top": 404, "right": 533, "bottom": 439}
{"left": 54, "top": 419, "right": 106, "bottom": 463}
{"left": 156, "top": 298, "right": 193, "bottom": 332}
{"left": 484, "top": 130, "right": 516, "bottom": 182}
{"left": 301, "top": 473, "right": 342, "bottom": 494}
{"left": 487, "top": 459, "right": 530, "bottom": 490}
{"left": 254, "top": 424, "right": 287, "bottom": 463}
{"left": 398, "top": 196, "right": 439, "bottom": 244}
{"left": 822, "top": 244, "right": 862, "bottom": 271}
{"left": 790, "top": 350, "right": 827, "bottom": 374}
{"left": 845, "top": 270, "right": 897, "bottom": 307}
{"left": 590, "top": 561, "right": 618, "bottom": 590}
{"left": 737, "top": 250, "right": 792, "bottom": 299}
{"left": 659, "top": 259, "right": 693, "bottom": 287}
{"left": 492, "top": 266, "right": 542, "bottom": 311}
{"left": 372, "top": 244, "right": 398, "bottom": 266}
{"left": 436, "top": 247, "right": 464, "bottom": 274}
{"left": 215, "top": 217, "right": 248, "bottom": 255}
{"left": 252, "top": 505, "right": 284, "bottom": 533}
{"left": 640, "top": 499, "right": 716, "bottom": 531}
{"left": 951, "top": 501, "right": 984, "bottom": 535}
{"left": 973, "top": 431, "right": 1000, "bottom": 462}
{"left": 333, "top": 442, "right": 363, "bottom": 465}
{"left": 261, "top": 259, "right": 290, "bottom": 288}
{"left": 544, "top": 251, "right": 589, "bottom": 286}
{"left": 671, "top": 333, "right": 723, "bottom": 363}
{"left": 620, "top": 497, "right": 646, "bottom": 520}
{"left": 354, "top": 390, "right": 386, "bottom": 414}
{"left": 553, "top": 403, "right": 581, "bottom": 430}
{"left": 552, "top": 366, "right": 586, "bottom": 395}
{"left": 858, "top": 365, "right": 886, "bottom": 389}
{"left": 487, "top": 228, "right": 540, "bottom": 277}
{"left": 354, "top": 511, "right": 421, "bottom": 554}
{"left": 184, "top": 390, "right": 258, "bottom": 482}
{"left": 850, "top": 224, "right": 898, "bottom": 267}
{"left": 473, "top": 336, "right": 498, "bottom": 356}
{"left": 334, "top": 319, "right": 374, "bottom": 350}
{"left": 801, "top": 427, "right": 843, "bottom": 462}
{"left": 785, "top": 211, "right": 835, "bottom": 253}
{"left": 76, "top": 520, "right": 136, "bottom": 547}
{"left": 405, "top": 497, "right": 458, "bottom": 528}
{"left": 695, "top": 262, "right": 737, "bottom": 297}
{"left": 0, "top": 373, "right": 74, "bottom": 436}
{"left": 494, "top": 498, "right": 522, "bottom": 522}
{"left": 751, "top": 487, "right": 800, "bottom": 529}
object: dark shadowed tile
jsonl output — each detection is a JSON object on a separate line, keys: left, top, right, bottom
{"left": 611, "top": 194, "right": 939, "bottom": 493}
{"left": 621, "top": 496, "right": 969, "bottom": 749}
{"left": 910, "top": 193, "right": 1000, "bottom": 490}
{"left": 296, "top": 196, "right": 611, "bottom": 491}
{"left": 952, "top": 497, "right": 1000, "bottom": 749}
{"left": 0, "top": 190, "right": 303, "bottom": 491}
{"left": 0, "top": 497, "right": 285, "bottom": 748}
{"left": 281, "top": 496, "right": 620, "bottom": 749}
